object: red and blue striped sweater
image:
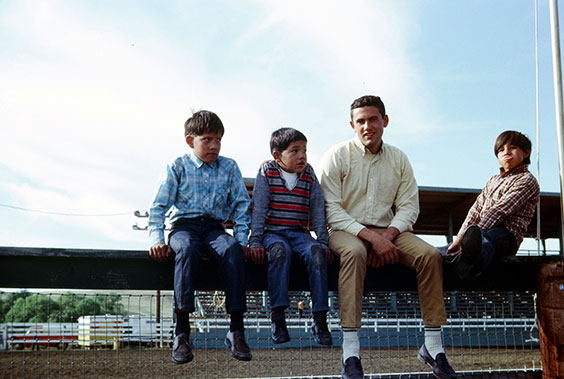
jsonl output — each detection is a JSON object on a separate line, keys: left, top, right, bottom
{"left": 249, "top": 160, "right": 329, "bottom": 248}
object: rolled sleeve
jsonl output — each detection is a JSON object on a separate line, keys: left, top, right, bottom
{"left": 148, "top": 164, "right": 178, "bottom": 245}
{"left": 249, "top": 168, "right": 269, "bottom": 248}
{"left": 388, "top": 157, "right": 419, "bottom": 233}
{"left": 228, "top": 163, "right": 251, "bottom": 246}
{"left": 319, "top": 148, "right": 366, "bottom": 235}
{"left": 309, "top": 174, "right": 330, "bottom": 247}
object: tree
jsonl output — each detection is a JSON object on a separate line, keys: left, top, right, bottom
{"left": 3, "top": 291, "right": 125, "bottom": 322}
{"left": 4, "top": 294, "right": 59, "bottom": 323}
{"left": 1, "top": 291, "right": 30, "bottom": 318}
{"left": 50, "top": 293, "right": 125, "bottom": 322}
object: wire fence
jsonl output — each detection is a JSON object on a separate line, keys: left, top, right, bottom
{"left": 0, "top": 290, "right": 542, "bottom": 378}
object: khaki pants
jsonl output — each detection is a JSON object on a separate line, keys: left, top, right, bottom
{"left": 329, "top": 228, "right": 447, "bottom": 328}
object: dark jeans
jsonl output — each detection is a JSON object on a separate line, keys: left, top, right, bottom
{"left": 169, "top": 218, "right": 246, "bottom": 314}
{"left": 262, "top": 229, "right": 328, "bottom": 313}
{"left": 473, "top": 225, "right": 518, "bottom": 275}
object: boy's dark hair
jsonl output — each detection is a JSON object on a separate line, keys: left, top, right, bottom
{"left": 270, "top": 127, "right": 307, "bottom": 154}
{"left": 494, "top": 130, "right": 532, "bottom": 165}
{"left": 350, "top": 95, "right": 386, "bottom": 120}
{"left": 184, "top": 110, "right": 224, "bottom": 137}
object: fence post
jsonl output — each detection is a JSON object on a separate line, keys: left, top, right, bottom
{"left": 537, "top": 261, "right": 564, "bottom": 378}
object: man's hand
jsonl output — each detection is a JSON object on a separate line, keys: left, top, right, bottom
{"left": 381, "top": 226, "right": 400, "bottom": 243}
{"left": 149, "top": 243, "right": 172, "bottom": 262}
{"left": 245, "top": 246, "right": 267, "bottom": 264}
{"left": 359, "top": 228, "right": 399, "bottom": 268}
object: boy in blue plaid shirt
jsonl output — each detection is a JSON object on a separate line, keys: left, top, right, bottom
{"left": 148, "top": 110, "right": 252, "bottom": 364}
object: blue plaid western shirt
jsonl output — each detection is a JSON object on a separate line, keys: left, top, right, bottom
{"left": 148, "top": 152, "right": 251, "bottom": 246}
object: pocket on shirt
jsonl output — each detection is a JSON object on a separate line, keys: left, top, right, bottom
{"left": 213, "top": 189, "right": 229, "bottom": 206}
{"left": 177, "top": 192, "right": 191, "bottom": 207}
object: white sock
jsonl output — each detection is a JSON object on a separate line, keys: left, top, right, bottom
{"left": 342, "top": 329, "right": 360, "bottom": 361}
{"left": 424, "top": 326, "right": 445, "bottom": 358}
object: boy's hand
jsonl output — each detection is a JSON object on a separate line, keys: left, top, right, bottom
{"left": 446, "top": 239, "right": 461, "bottom": 255}
{"left": 246, "top": 247, "right": 267, "bottom": 264}
{"left": 325, "top": 248, "right": 334, "bottom": 265}
{"left": 149, "top": 243, "right": 172, "bottom": 262}
{"left": 242, "top": 245, "right": 252, "bottom": 262}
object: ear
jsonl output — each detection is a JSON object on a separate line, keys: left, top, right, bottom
{"left": 272, "top": 151, "right": 281, "bottom": 161}
{"left": 383, "top": 115, "right": 389, "bottom": 128}
{"left": 523, "top": 149, "right": 531, "bottom": 159}
{"left": 186, "top": 135, "right": 194, "bottom": 148}
{"left": 350, "top": 121, "right": 354, "bottom": 130}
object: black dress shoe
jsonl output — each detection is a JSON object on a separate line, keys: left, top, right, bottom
{"left": 312, "top": 320, "right": 332, "bottom": 346}
{"left": 171, "top": 332, "right": 194, "bottom": 364}
{"left": 418, "top": 344, "right": 457, "bottom": 378}
{"left": 271, "top": 319, "right": 290, "bottom": 344}
{"left": 225, "top": 330, "right": 252, "bottom": 361}
{"left": 455, "top": 225, "right": 482, "bottom": 279}
{"left": 341, "top": 356, "right": 364, "bottom": 379}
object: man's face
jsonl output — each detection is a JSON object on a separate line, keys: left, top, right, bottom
{"left": 186, "top": 131, "right": 222, "bottom": 163}
{"left": 350, "top": 106, "right": 388, "bottom": 154}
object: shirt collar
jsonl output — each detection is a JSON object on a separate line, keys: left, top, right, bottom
{"left": 353, "top": 136, "right": 385, "bottom": 157}
{"left": 188, "top": 151, "right": 218, "bottom": 169}
{"left": 499, "top": 163, "right": 528, "bottom": 177}
{"left": 274, "top": 160, "right": 308, "bottom": 178}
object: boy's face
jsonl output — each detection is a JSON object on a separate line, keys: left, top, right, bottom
{"left": 274, "top": 140, "right": 307, "bottom": 174}
{"left": 350, "top": 106, "right": 389, "bottom": 154}
{"left": 496, "top": 143, "right": 530, "bottom": 172}
{"left": 186, "top": 131, "right": 222, "bottom": 163}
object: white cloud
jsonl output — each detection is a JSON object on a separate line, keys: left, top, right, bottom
{"left": 0, "top": 0, "right": 439, "bottom": 248}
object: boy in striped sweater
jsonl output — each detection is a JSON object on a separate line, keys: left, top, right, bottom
{"left": 248, "top": 127, "right": 332, "bottom": 346}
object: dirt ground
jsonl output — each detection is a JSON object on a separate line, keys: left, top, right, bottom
{"left": 0, "top": 346, "right": 542, "bottom": 378}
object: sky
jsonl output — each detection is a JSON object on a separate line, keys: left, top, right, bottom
{"left": 1, "top": 0, "right": 562, "bottom": 251}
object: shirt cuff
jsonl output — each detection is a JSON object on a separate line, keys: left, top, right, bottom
{"left": 234, "top": 231, "right": 249, "bottom": 246}
{"left": 348, "top": 222, "right": 366, "bottom": 237}
{"left": 389, "top": 220, "right": 412, "bottom": 234}
{"left": 249, "top": 235, "right": 263, "bottom": 249}
{"left": 149, "top": 230, "right": 165, "bottom": 246}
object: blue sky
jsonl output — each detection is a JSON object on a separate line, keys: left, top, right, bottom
{"left": 0, "top": 0, "right": 562, "bottom": 250}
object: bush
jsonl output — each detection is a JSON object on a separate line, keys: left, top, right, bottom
{"left": 2, "top": 291, "right": 125, "bottom": 322}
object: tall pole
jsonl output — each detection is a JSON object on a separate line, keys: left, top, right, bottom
{"left": 549, "top": 0, "right": 564, "bottom": 254}
{"left": 535, "top": 0, "right": 542, "bottom": 254}
{"left": 543, "top": 4, "right": 564, "bottom": 377}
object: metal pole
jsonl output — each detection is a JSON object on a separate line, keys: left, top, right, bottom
{"left": 549, "top": 0, "right": 564, "bottom": 254}
{"left": 156, "top": 290, "right": 161, "bottom": 347}
{"left": 535, "top": 0, "right": 542, "bottom": 255}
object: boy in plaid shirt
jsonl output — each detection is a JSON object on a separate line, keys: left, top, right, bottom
{"left": 447, "top": 130, "right": 540, "bottom": 279}
{"left": 148, "top": 110, "right": 252, "bottom": 364}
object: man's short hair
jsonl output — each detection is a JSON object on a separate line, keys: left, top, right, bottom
{"left": 350, "top": 95, "right": 386, "bottom": 120}
{"left": 270, "top": 127, "right": 307, "bottom": 154}
{"left": 184, "top": 110, "right": 225, "bottom": 137}
{"left": 494, "top": 130, "right": 532, "bottom": 165}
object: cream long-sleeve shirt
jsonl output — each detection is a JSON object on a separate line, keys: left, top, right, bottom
{"left": 319, "top": 137, "right": 419, "bottom": 236}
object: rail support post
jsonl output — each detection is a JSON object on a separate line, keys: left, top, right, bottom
{"left": 537, "top": 261, "right": 564, "bottom": 378}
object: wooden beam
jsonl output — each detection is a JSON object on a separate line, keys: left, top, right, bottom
{"left": 1, "top": 246, "right": 560, "bottom": 292}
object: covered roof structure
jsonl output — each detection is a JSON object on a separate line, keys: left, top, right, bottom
{"left": 416, "top": 186, "right": 562, "bottom": 241}
{"left": 244, "top": 180, "right": 562, "bottom": 246}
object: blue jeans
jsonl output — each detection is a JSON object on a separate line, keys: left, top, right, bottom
{"left": 473, "top": 226, "right": 518, "bottom": 275}
{"left": 169, "top": 218, "right": 246, "bottom": 314}
{"left": 262, "top": 229, "right": 328, "bottom": 313}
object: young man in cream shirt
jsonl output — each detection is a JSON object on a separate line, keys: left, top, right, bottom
{"left": 319, "top": 95, "right": 456, "bottom": 379}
